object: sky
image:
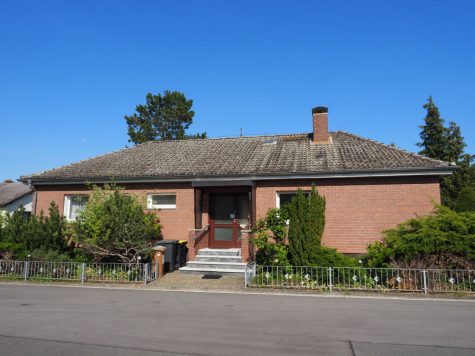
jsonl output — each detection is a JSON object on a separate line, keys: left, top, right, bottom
{"left": 0, "top": 0, "right": 474, "bottom": 182}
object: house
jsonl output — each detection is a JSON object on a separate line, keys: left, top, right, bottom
{"left": 0, "top": 182, "right": 34, "bottom": 217}
{"left": 21, "top": 107, "right": 453, "bottom": 272}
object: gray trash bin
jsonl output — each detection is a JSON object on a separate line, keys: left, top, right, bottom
{"left": 175, "top": 240, "right": 188, "bottom": 269}
{"left": 155, "top": 240, "right": 178, "bottom": 272}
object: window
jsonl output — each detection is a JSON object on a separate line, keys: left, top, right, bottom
{"left": 276, "top": 191, "right": 311, "bottom": 208}
{"left": 147, "top": 193, "right": 176, "bottom": 209}
{"left": 64, "top": 195, "right": 89, "bottom": 221}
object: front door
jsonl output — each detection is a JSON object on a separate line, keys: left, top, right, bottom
{"left": 209, "top": 193, "right": 249, "bottom": 248}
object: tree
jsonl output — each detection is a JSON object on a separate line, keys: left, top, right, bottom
{"left": 417, "top": 96, "right": 448, "bottom": 160}
{"left": 125, "top": 91, "right": 206, "bottom": 144}
{"left": 417, "top": 96, "right": 474, "bottom": 207}
{"left": 287, "top": 187, "right": 324, "bottom": 266}
{"left": 74, "top": 185, "right": 161, "bottom": 262}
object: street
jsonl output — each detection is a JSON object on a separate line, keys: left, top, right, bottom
{"left": 0, "top": 284, "right": 474, "bottom": 355}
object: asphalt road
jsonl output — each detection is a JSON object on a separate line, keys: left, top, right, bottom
{"left": 0, "top": 284, "right": 474, "bottom": 355}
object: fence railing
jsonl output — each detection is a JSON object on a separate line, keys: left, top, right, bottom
{"left": 0, "top": 260, "right": 157, "bottom": 285}
{"left": 245, "top": 265, "right": 475, "bottom": 294}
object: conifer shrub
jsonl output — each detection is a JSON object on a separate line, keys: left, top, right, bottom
{"left": 0, "top": 203, "right": 72, "bottom": 260}
{"left": 366, "top": 206, "right": 475, "bottom": 269}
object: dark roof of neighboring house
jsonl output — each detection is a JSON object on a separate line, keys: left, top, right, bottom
{"left": 21, "top": 131, "right": 453, "bottom": 183}
{"left": 0, "top": 183, "right": 34, "bottom": 207}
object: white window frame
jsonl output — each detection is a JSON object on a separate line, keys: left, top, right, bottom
{"left": 147, "top": 193, "right": 177, "bottom": 210}
{"left": 63, "top": 195, "right": 89, "bottom": 221}
{"left": 275, "top": 191, "right": 311, "bottom": 208}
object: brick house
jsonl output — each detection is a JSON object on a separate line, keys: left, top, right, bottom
{"left": 21, "top": 107, "right": 453, "bottom": 271}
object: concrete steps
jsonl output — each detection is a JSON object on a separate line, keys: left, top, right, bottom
{"left": 179, "top": 248, "right": 246, "bottom": 276}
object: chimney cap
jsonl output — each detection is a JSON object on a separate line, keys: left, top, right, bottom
{"left": 312, "top": 106, "right": 328, "bottom": 114}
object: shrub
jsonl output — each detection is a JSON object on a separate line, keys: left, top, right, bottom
{"left": 288, "top": 187, "right": 325, "bottom": 266}
{"left": 74, "top": 185, "right": 161, "bottom": 262}
{"left": 254, "top": 187, "right": 355, "bottom": 267}
{"left": 288, "top": 186, "right": 356, "bottom": 267}
{"left": 0, "top": 203, "right": 71, "bottom": 260}
{"left": 454, "top": 186, "right": 475, "bottom": 212}
{"left": 251, "top": 208, "right": 289, "bottom": 265}
{"left": 366, "top": 206, "right": 475, "bottom": 269}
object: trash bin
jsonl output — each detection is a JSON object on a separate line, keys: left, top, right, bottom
{"left": 155, "top": 240, "right": 178, "bottom": 272}
{"left": 175, "top": 240, "right": 188, "bottom": 269}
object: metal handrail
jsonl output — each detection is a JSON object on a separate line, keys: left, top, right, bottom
{"left": 192, "top": 224, "right": 209, "bottom": 244}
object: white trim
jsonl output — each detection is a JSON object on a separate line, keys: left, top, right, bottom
{"left": 63, "top": 196, "right": 71, "bottom": 220}
{"left": 63, "top": 195, "right": 88, "bottom": 221}
{"left": 147, "top": 193, "right": 177, "bottom": 210}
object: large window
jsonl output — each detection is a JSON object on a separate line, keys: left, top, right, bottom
{"left": 147, "top": 193, "right": 177, "bottom": 209}
{"left": 64, "top": 195, "right": 89, "bottom": 221}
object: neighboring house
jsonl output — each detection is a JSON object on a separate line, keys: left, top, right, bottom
{"left": 0, "top": 182, "right": 34, "bottom": 217}
{"left": 21, "top": 107, "right": 453, "bottom": 269}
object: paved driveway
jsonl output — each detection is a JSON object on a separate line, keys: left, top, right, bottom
{"left": 0, "top": 284, "right": 474, "bottom": 355}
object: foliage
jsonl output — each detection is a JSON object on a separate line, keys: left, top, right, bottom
{"left": 0, "top": 203, "right": 72, "bottom": 260}
{"left": 417, "top": 96, "right": 448, "bottom": 160}
{"left": 311, "top": 246, "right": 357, "bottom": 267}
{"left": 74, "top": 185, "right": 161, "bottom": 262}
{"left": 366, "top": 206, "right": 475, "bottom": 269}
{"left": 416, "top": 96, "right": 475, "bottom": 207}
{"left": 454, "top": 186, "right": 475, "bottom": 212}
{"left": 287, "top": 187, "right": 324, "bottom": 266}
{"left": 251, "top": 208, "right": 289, "bottom": 265}
{"left": 125, "top": 90, "right": 206, "bottom": 144}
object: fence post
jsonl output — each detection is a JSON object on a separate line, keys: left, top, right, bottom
{"left": 422, "top": 269, "right": 428, "bottom": 294}
{"left": 81, "top": 263, "right": 85, "bottom": 284}
{"left": 24, "top": 261, "right": 29, "bottom": 282}
{"left": 245, "top": 264, "right": 248, "bottom": 288}
{"left": 144, "top": 263, "right": 149, "bottom": 285}
{"left": 328, "top": 267, "right": 333, "bottom": 292}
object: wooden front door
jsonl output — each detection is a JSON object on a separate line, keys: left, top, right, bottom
{"left": 209, "top": 193, "right": 249, "bottom": 248}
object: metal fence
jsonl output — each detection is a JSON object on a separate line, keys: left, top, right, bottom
{"left": 0, "top": 260, "right": 157, "bottom": 285}
{"left": 245, "top": 265, "right": 475, "bottom": 294}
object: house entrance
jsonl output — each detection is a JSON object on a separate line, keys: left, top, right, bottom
{"left": 208, "top": 193, "right": 249, "bottom": 248}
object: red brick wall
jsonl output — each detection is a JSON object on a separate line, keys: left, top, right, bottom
{"left": 255, "top": 176, "right": 441, "bottom": 254}
{"left": 34, "top": 176, "right": 441, "bottom": 255}
{"left": 34, "top": 183, "right": 195, "bottom": 241}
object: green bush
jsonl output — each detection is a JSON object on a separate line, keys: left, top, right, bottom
{"left": 287, "top": 187, "right": 324, "bottom": 266}
{"left": 366, "top": 206, "right": 475, "bottom": 269}
{"left": 0, "top": 203, "right": 72, "bottom": 261}
{"left": 252, "top": 187, "right": 355, "bottom": 267}
{"left": 311, "top": 246, "right": 357, "bottom": 267}
{"left": 74, "top": 185, "right": 161, "bottom": 262}
{"left": 251, "top": 208, "right": 289, "bottom": 265}
{"left": 454, "top": 186, "right": 475, "bottom": 212}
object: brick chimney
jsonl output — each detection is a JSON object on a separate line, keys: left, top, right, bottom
{"left": 312, "top": 106, "right": 330, "bottom": 144}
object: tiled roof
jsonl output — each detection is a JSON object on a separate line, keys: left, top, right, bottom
{"left": 22, "top": 131, "right": 452, "bottom": 182}
{"left": 0, "top": 183, "right": 34, "bottom": 207}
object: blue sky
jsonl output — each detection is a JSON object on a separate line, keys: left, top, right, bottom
{"left": 1, "top": 1, "right": 474, "bottom": 181}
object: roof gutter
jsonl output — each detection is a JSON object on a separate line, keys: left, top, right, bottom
{"left": 22, "top": 167, "right": 455, "bottom": 186}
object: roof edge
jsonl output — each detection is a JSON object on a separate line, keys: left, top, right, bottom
{"left": 23, "top": 167, "right": 455, "bottom": 186}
